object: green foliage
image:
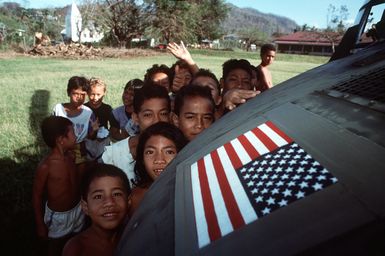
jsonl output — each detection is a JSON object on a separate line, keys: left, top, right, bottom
{"left": 192, "top": 0, "right": 229, "bottom": 41}
{"left": 143, "top": 0, "right": 228, "bottom": 43}
{"left": 143, "top": 0, "right": 195, "bottom": 43}
{"left": 238, "top": 27, "right": 269, "bottom": 48}
{"left": 0, "top": 4, "right": 65, "bottom": 48}
{"left": 95, "top": 0, "right": 144, "bottom": 48}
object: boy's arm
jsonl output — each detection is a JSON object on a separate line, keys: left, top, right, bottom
{"left": 109, "top": 111, "right": 129, "bottom": 140}
{"left": 219, "top": 88, "right": 259, "bottom": 114}
{"left": 32, "top": 163, "right": 49, "bottom": 239}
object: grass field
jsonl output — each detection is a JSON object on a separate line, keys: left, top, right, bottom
{"left": 0, "top": 49, "right": 328, "bottom": 254}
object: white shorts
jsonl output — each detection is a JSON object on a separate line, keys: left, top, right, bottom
{"left": 44, "top": 201, "right": 85, "bottom": 239}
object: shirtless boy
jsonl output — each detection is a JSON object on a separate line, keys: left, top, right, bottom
{"left": 256, "top": 43, "right": 276, "bottom": 92}
{"left": 62, "top": 163, "right": 131, "bottom": 256}
{"left": 32, "top": 116, "right": 85, "bottom": 255}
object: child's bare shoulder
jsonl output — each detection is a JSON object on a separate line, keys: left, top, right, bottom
{"left": 36, "top": 152, "right": 73, "bottom": 177}
{"left": 62, "top": 232, "right": 86, "bottom": 256}
{"left": 39, "top": 152, "right": 63, "bottom": 167}
{"left": 64, "top": 229, "right": 111, "bottom": 256}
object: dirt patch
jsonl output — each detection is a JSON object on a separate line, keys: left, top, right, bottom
{"left": 26, "top": 43, "right": 166, "bottom": 59}
{"left": 0, "top": 50, "right": 25, "bottom": 59}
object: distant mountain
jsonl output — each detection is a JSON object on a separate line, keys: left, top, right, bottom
{"left": 222, "top": 3, "right": 298, "bottom": 36}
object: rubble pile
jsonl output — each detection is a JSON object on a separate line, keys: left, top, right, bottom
{"left": 28, "top": 43, "right": 161, "bottom": 59}
{"left": 28, "top": 43, "right": 102, "bottom": 59}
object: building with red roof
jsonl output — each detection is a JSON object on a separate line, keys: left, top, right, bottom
{"left": 274, "top": 31, "right": 343, "bottom": 56}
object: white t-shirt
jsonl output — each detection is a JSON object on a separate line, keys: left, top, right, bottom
{"left": 52, "top": 103, "right": 93, "bottom": 143}
{"left": 101, "top": 137, "right": 136, "bottom": 188}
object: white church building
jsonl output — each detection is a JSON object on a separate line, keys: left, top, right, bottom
{"left": 61, "top": 2, "right": 104, "bottom": 43}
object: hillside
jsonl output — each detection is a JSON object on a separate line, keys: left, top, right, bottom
{"left": 222, "top": 3, "right": 298, "bottom": 36}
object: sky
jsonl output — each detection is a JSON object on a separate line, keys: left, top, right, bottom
{"left": 2, "top": 0, "right": 365, "bottom": 29}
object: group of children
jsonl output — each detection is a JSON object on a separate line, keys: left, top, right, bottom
{"left": 32, "top": 42, "right": 276, "bottom": 255}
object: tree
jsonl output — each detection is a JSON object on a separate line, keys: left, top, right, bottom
{"left": 323, "top": 4, "right": 349, "bottom": 53}
{"left": 326, "top": 4, "right": 349, "bottom": 34}
{"left": 238, "top": 27, "right": 268, "bottom": 50}
{"left": 79, "top": 0, "right": 145, "bottom": 47}
{"left": 103, "top": 0, "right": 144, "bottom": 47}
{"left": 192, "top": 0, "right": 229, "bottom": 41}
{"left": 143, "top": 0, "right": 229, "bottom": 43}
{"left": 143, "top": 0, "right": 194, "bottom": 43}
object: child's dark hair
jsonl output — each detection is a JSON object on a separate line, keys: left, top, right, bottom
{"left": 124, "top": 79, "right": 144, "bottom": 91}
{"left": 67, "top": 76, "right": 90, "bottom": 95}
{"left": 144, "top": 64, "right": 171, "bottom": 84}
{"left": 173, "top": 85, "right": 215, "bottom": 116}
{"left": 41, "top": 116, "right": 73, "bottom": 148}
{"left": 81, "top": 163, "right": 131, "bottom": 200}
{"left": 191, "top": 68, "right": 220, "bottom": 91}
{"left": 133, "top": 83, "right": 171, "bottom": 114}
{"left": 222, "top": 59, "right": 252, "bottom": 80}
{"left": 260, "top": 43, "right": 276, "bottom": 56}
{"left": 134, "top": 122, "right": 188, "bottom": 187}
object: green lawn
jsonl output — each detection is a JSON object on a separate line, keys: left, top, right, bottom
{"left": 0, "top": 49, "right": 328, "bottom": 254}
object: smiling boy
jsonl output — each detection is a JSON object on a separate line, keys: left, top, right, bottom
{"left": 62, "top": 163, "right": 131, "bottom": 256}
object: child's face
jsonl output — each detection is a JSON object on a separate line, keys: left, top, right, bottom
{"left": 192, "top": 76, "right": 221, "bottom": 106}
{"left": 61, "top": 125, "right": 76, "bottom": 149}
{"left": 152, "top": 72, "right": 170, "bottom": 91}
{"left": 133, "top": 98, "right": 170, "bottom": 131}
{"left": 82, "top": 176, "right": 129, "bottom": 231}
{"left": 122, "top": 88, "right": 134, "bottom": 107}
{"left": 174, "top": 96, "right": 214, "bottom": 141}
{"left": 69, "top": 88, "right": 87, "bottom": 107}
{"left": 143, "top": 135, "right": 177, "bottom": 180}
{"left": 179, "top": 68, "right": 192, "bottom": 86}
{"left": 261, "top": 50, "right": 276, "bottom": 66}
{"left": 223, "top": 68, "right": 252, "bottom": 93}
{"left": 88, "top": 86, "right": 105, "bottom": 108}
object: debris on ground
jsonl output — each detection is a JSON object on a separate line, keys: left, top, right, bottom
{"left": 27, "top": 43, "right": 163, "bottom": 59}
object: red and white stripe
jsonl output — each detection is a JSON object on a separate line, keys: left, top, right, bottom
{"left": 191, "top": 121, "right": 293, "bottom": 248}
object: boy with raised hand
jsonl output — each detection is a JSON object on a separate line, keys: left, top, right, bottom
{"left": 102, "top": 83, "right": 171, "bottom": 188}
{"left": 33, "top": 116, "right": 85, "bottom": 255}
{"left": 256, "top": 43, "right": 276, "bottom": 92}
{"left": 172, "top": 85, "right": 215, "bottom": 141}
{"left": 143, "top": 64, "right": 172, "bottom": 92}
{"left": 191, "top": 68, "right": 222, "bottom": 118}
{"left": 167, "top": 41, "right": 199, "bottom": 94}
{"left": 62, "top": 163, "right": 131, "bottom": 256}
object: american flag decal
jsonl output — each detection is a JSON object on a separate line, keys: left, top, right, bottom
{"left": 191, "top": 121, "right": 337, "bottom": 248}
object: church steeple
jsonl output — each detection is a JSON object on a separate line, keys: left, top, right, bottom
{"left": 65, "top": 1, "right": 82, "bottom": 42}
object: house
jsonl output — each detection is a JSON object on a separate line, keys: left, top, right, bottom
{"left": 274, "top": 31, "right": 342, "bottom": 56}
{"left": 61, "top": 2, "right": 103, "bottom": 43}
